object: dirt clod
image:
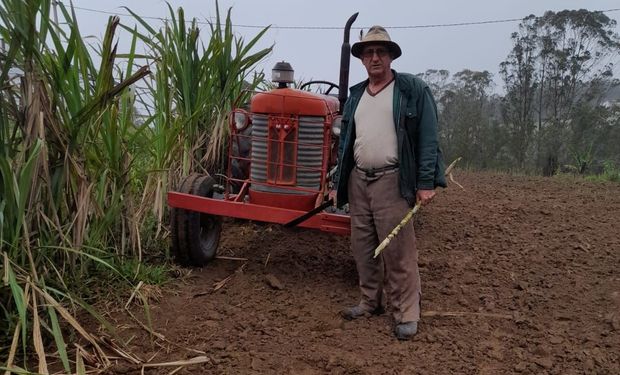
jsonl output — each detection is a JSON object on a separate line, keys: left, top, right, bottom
{"left": 514, "top": 362, "right": 528, "bottom": 372}
{"left": 534, "top": 357, "right": 554, "bottom": 369}
{"left": 264, "top": 273, "right": 284, "bottom": 290}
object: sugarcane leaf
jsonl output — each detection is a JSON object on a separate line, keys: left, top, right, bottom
{"left": 121, "top": 5, "right": 158, "bottom": 35}
{"left": 47, "top": 296, "right": 71, "bottom": 373}
{"left": 6, "top": 262, "right": 28, "bottom": 357}
{"left": 17, "top": 140, "right": 42, "bottom": 216}
{"left": 44, "top": 284, "right": 118, "bottom": 340}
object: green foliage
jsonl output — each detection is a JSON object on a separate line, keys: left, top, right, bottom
{"left": 86, "top": 256, "right": 169, "bottom": 287}
{"left": 120, "top": 1, "right": 272, "bottom": 231}
{"left": 586, "top": 161, "right": 620, "bottom": 182}
{"left": 116, "top": 259, "right": 169, "bottom": 285}
{"left": 601, "top": 161, "right": 620, "bottom": 182}
{"left": 0, "top": 0, "right": 270, "bottom": 370}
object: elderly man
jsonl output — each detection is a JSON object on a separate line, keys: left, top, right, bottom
{"left": 335, "top": 25, "right": 446, "bottom": 340}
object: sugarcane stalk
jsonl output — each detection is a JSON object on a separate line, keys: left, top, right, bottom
{"left": 373, "top": 157, "right": 462, "bottom": 258}
{"left": 444, "top": 156, "right": 462, "bottom": 176}
{"left": 373, "top": 201, "right": 421, "bottom": 257}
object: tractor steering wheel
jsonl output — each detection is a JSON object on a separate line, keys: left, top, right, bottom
{"left": 299, "top": 80, "right": 339, "bottom": 95}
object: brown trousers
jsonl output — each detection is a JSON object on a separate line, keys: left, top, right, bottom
{"left": 348, "top": 168, "right": 421, "bottom": 323}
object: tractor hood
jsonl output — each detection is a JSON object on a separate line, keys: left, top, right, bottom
{"left": 251, "top": 88, "right": 339, "bottom": 117}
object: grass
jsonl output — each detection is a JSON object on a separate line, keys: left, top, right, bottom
{"left": 585, "top": 161, "right": 620, "bottom": 183}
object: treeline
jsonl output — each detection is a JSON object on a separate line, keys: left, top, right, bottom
{"left": 419, "top": 9, "right": 620, "bottom": 176}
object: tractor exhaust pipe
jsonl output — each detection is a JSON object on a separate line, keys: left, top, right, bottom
{"left": 338, "top": 12, "right": 358, "bottom": 114}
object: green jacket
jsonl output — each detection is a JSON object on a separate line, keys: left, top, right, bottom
{"left": 335, "top": 70, "right": 447, "bottom": 207}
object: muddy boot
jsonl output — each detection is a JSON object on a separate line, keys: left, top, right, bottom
{"left": 340, "top": 305, "right": 385, "bottom": 321}
{"left": 394, "top": 321, "right": 418, "bottom": 340}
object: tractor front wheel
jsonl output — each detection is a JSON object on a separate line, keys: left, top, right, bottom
{"left": 170, "top": 174, "right": 222, "bottom": 266}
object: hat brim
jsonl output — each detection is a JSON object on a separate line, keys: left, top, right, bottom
{"left": 351, "top": 41, "right": 402, "bottom": 60}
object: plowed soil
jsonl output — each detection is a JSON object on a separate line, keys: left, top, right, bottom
{"left": 97, "top": 171, "right": 619, "bottom": 374}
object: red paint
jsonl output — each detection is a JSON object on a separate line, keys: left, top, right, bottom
{"left": 248, "top": 189, "right": 318, "bottom": 211}
{"left": 251, "top": 88, "right": 339, "bottom": 116}
{"left": 168, "top": 191, "right": 350, "bottom": 236}
{"left": 170, "top": 86, "right": 346, "bottom": 238}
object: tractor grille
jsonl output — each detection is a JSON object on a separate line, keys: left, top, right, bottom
{"left": 250, "top": 114, "right": 324, "bottom": 194}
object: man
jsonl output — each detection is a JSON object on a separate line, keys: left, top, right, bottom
{"left": 334, "top": 25, "right": 446, "bottom": 340}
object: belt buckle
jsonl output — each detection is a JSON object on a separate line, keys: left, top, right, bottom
{"left": 366, "top": 168, "right": 376, "bottom": 178}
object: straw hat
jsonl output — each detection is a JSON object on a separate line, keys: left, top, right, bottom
{"left": 351, "top": 25, "right": 402, "bottom": 59}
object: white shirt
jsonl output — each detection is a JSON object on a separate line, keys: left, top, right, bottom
{"left": 353, "top": 80, "right": 399, "bottom": 170}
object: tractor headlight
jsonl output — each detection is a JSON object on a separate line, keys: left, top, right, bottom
{"left": 331, "top": 116, "right": 342, "bottom": 137}
{"left": 231, "top": 109, "right": 251, "bottom": 132}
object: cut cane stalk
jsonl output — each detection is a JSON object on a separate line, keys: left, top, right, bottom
{"left": 373, "top": 202, "right": 421, "bottom": 258}
{"left": 374, "top": 157, "right": 462, "bottom": 258}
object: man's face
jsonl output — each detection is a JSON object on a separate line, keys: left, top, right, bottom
{"left": 361, "top": 44, "right": 393, "bottom": 78}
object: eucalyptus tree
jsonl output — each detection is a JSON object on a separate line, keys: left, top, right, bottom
{"left": 500, "top": 15, "right": 538, "bottom": 170}
{"left": 416, "top": 69, "right": 451, "bottom": 108}
{"left": 537, "top": 10, "right": 620, "bottom": 174}
{"left": 501, "top": 9, "right": 620, "bottom": 175}
{"left": 439, "top": 69, "right": 497, "bottom": 169}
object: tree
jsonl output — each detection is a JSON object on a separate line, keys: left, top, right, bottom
{"left": 500, "top": 15, "right": 538, "bottom": 169}
{"left": 536, "top": 10, "right": 620, "bottom": 175}
{"left": 500, "top": 9, "right": 620, "bottom": 175}
{"left": 416, "top": 69, "right": 450, "bottom": 108}
{"left": 438, "top": 70, "right": 497, "bottom": 168}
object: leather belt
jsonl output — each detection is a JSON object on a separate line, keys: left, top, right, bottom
{"left": 355, "top": 164, "right": 399, "bottom": 178}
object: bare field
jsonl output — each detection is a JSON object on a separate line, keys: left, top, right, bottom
{"left": 95, "top": 171, "right": 620, "bottom": 374}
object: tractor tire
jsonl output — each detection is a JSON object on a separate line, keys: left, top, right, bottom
{"left": 170, "top": 173, "right": 222, "bottom": 267}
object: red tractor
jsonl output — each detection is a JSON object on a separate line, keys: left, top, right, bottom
{"left": 168, "top": 14, "right": 359, "bottom": 266}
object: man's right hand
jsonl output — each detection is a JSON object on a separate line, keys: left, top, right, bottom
{"left": 416, "top": 189, "right": 436, "bottom": 206}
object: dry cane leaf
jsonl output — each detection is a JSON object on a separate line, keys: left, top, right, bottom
{"left": 213, "top": 275, "right": 233, "bottom": 292}
{"left": 125, "top": 280, "right": 144, "bottom": 309}
{"left": 142, "top": 355, "right": 211, "bottom": 368}
{"left": 98, "top": 336, "right": 142, "bottom": 364}
{"left": 32, "top": 292, "right": 49, "bottom": 374}
{"left": 215, "top": 256, "right": 248, "bottom": 261}
{"left": 31, "top": 283, "right": 110, "bottom": 367}
{"left": 4, "top": 322, "right": 21, "bottom": 375}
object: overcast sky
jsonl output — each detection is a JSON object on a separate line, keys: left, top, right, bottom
{"left": 68, "top": 0, "right": 620, "bottom": 90}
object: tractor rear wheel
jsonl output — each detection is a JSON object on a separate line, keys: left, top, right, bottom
{"left": 170, "top": 173, "right": 222, "bottom": 266}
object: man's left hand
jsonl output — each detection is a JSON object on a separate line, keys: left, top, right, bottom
{"left": 416, "top": 189, "right": 436, "bottom": 206}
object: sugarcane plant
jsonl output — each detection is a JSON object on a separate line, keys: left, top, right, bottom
{"left": 122, "top": 2, "right": 272, "bottom": 238}
{"left": 1, "top": 0, "right": 273, "bottom": 371}
{"left": 0, "top": 0, "right": 155, "bottom": 371}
